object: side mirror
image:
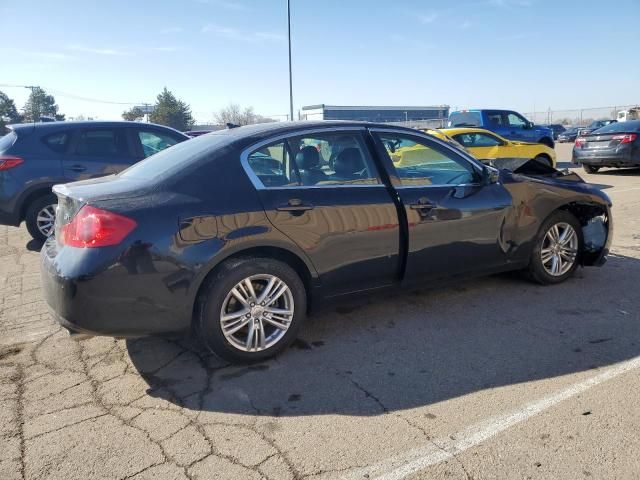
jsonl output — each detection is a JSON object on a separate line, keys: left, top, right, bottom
{"left": 482, "top": 165, "right": 500, "bottom": 184}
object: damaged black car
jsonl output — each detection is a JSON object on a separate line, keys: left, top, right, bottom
{"left": 40, "top": 122, "right": 612, "bottom": 362}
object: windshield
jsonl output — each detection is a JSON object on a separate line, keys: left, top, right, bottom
{"left": 593, "top": 121, "right": 640, "bottom": 134}
{"left": 449, "top": 112, "right": 481, "bottom": 127}
{"left": 120, "top": 130, "right": 233, "bottom": 181}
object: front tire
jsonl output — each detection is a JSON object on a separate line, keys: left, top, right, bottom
{"left": 197, "top": 257, "right": 307, "bottom": 363}
{"left": 526, "top": 211, "right": 582, "bottom": 285}
{"left": 582, "top": 164, "right": 600, "bottom": 174}
{"left": 25, "top": 194, "right": 57, "bottom": 242}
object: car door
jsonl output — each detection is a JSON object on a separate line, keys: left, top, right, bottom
{"left": 242, "top": 128, "right": 400, "bottom": 297}
{"left": 65, "top": 127, "right": 134, "bottom": 180}
{"left": 450, "top": 131, "right": 508, "bottom": 162}
{"left": 371, "top": 129, "right": 514, "bottom": 283}
{"left": 504, "top": 112, "right": 532, "bottom": 142}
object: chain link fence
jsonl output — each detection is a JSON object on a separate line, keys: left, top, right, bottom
{"left": 524, "top": 104, "right": 640, "bottom": 126}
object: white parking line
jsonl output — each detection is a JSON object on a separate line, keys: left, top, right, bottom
{"left": 344, "top": 355, "right": 640, "bottom": 480}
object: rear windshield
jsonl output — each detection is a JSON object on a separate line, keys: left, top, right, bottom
{"left": 593, "top": 121, "right": 640, "bottom": 134}
{"left": 0, "top": 131, "right": 17, "bottom": 152}
{"left": 120, "top": 129, "right": 233, "bottom": 180}
{"left": 449, "top": 112, "right": 481, "bottom": 127}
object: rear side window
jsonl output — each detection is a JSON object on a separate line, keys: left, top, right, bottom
{"left": 42, "top": 132, "right": 69, "bottom": 153}
{"left": 137, "top": 130, "right": 182, "bottom": 158}
{"left": 75, "top": 129, "right": 128, "bottom": 157}
{"left": 449, "top": 112, "right": 481, "bottom": 127}
{"left": 0, "top": 131, "right": 17, "bottom": 152}
{"left": 247, "top": 141, "right": 300, "bottom": 188}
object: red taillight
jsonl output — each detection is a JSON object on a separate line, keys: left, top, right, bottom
{"left": 61, "top": 205, "right": 137, "bottom": 248}
{"left": 0, "top": 155, "right": 24, "bottom": 171}
{"left": 612, "top": 133, "right": 638, "bottom": 144}
{"left": 575, "top": 137, "right": 585, "bottom": 147}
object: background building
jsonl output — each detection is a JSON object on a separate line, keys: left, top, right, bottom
{"left": 300, "top": 104, "right": 450, "bottom": 128}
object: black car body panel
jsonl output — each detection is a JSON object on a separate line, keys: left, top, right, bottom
{"left": 0, "top": 121, "right": 188, "bottom": 227}
{"left": 40, "top": 121, "right": 613, "bottom": 338}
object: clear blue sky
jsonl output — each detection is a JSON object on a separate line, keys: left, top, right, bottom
{"left": 2, "top": 0, "right": 639, "bottom": 123}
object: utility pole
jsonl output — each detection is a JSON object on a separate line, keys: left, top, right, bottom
{"left": 287, "top": 0, "right": 294, "bottom": 121}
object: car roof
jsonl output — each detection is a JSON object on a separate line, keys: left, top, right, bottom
{"left": 8, "top": 120, "right": 186, "bottom": 136}
{"left": 439, "top": 127, "right": 503, "bottom": 137}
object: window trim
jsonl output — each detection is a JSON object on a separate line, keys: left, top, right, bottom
{"left": 369, "top": 127, "right": 486, "bottom": 189}
{"left": 241, "top": 127, "right": 385, "bottom": 190}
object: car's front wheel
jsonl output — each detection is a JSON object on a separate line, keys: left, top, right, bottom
{"left": 197, "top": 257, "right": 306, "bottom": 363}
{"left": 582, "top": 164, "right": 600, "bottom": 174}
{"left": 25, "top": 194, "right": 57, "bottom": 242}
{"left": 526, "top": 211, "right": 582, "bottom": 285}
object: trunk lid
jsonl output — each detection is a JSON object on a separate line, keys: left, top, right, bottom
{"left": 580, "top": 132, "right": 635, "bottom": 150}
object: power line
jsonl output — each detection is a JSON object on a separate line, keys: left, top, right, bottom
{"left": 0, "top": 84, "right": 144, "bottom": 105}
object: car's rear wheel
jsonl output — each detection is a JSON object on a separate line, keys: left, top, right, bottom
{"left": 583, "top": 164, "right": 600, "bottom": 174}
{"left": 25, "top": 194, "right": 57, "bottom": 242}
{"left": 197, "top": 257, "right": 306, "bottom": 363}
{"left": 526, "top": 211, "right": 582, "bottom": 285}
{"left": 534, "top": 155, "right": 552, "bottom": 168}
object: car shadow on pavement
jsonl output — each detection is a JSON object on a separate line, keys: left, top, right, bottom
{"left": 127, "top": 253, "right": 640, "bottom": 417}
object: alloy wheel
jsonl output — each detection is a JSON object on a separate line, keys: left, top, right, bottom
{"left": 219, "top": 274, "right": 294, "bottom": 352}
{"left": 36, "top": 204, "right": 57, "bottom": 238}
{"left": 541, "top": 222, "right": 578, "bottom": 277}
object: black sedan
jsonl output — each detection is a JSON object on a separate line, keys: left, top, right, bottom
{"left": 41, "top": 121, "right": 612, "bottom": 363}
{"left": 557, "top": 127, "right": 581, "bottom": 143}
{"left": 573, "top": 120, "right": 640, "bottom": 173}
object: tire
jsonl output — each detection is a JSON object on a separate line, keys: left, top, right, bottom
{"left": 582, "top": 164, "right": 600, "bottom": 174}
{"left": 196, "top": 257, "right": 307, "bottom": 363}
{"left": 526, "top": 210, "right": 583, "bottom": 285}
{"left": 534, "top": 155, "right": 552, "bottom": 168}
{"left": 25, "top": 194, "right": 57, "bottom": 242}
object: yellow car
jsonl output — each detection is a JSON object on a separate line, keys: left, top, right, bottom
{"left": 425, "top": 127, "right": 556, "bottom": 168}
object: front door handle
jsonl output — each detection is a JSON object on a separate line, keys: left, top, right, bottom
{"left": 409, "top": 197, "right": 436, "bottom": 210}
{"left": 276, "top": 199, "right": 314, "bottom": 212}
{"left": 66, "top": 164, "right": 87, "bottom": 172}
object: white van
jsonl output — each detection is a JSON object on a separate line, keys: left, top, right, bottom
{"left": 617, "top": 108, "right": 639, "bottom": 122}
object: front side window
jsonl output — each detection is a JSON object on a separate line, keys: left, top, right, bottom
{"left": 377, "top": 133, "right": 477, "bottom": 187}
{"left": 453, "top": 132, "right": 502, "bottom": 148}
{"left": 286, "top": 132, "right": 379, "bottom": 186}
{"left": 138, "top": 130, "right": 181, "bottom": 158}
{"left": 507, "top": 113, "right": 527, "bottom": 128}
{"left": 42, "top": 131, "right": 69, "bottom": 153}
{"left": 247, "top": 141, "right": 300, "bottom": 188}
{"left": 75, "top": 129, "right": 127, "bottom": 157}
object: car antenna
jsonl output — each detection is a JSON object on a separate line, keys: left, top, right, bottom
{"left": 226, "top": 122, "right": 240, "bottom": 129}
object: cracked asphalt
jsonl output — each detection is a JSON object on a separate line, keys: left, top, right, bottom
{"left": 1, "top": 144, "right": 640, "bottom": 480}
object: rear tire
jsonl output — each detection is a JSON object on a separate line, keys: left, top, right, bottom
{"left": 196, "top": 257, "right": 307, "bottom": 363}
{"left": 582, "top": 164, "right": 600, "bottom": 174}
{"left": 25, "top": 194, "right": 57, "bottom": 242}
{"left": 526, "top": 211, "right": 582, "bottom": 285}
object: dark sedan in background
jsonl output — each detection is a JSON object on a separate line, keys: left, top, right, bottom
{"left": 557, "top": 127, "right": 581, "bottom": 143}
{"left": 573, "top": 120, "right": 640, "bottom": 173}
{"left": 0, "top": 121, "right": 188, "bottom": 241}
{"left": 41, "top": 121, "right": 612, "bottom": 363}
{"left": 578, "top": 119, "right": 617, "bottom": 137}
{"left": 543, "top": 124, "right": 566, "bottom": 140}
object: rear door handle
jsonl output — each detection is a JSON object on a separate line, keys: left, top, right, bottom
{"left": 276, "top": 199, "right": 314, "bottom": 212}
{"left": 66, "top": 164, "right": 87, "bottom": 172}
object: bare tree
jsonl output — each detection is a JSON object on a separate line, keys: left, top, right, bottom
{"left": 214, "top": 103, "right": 275, "bottom": 126}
